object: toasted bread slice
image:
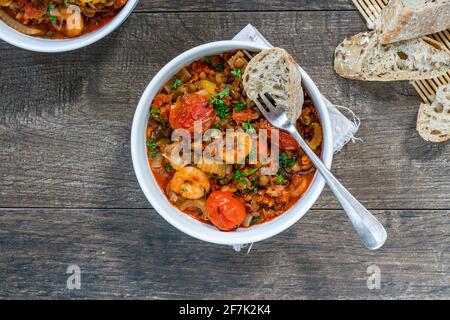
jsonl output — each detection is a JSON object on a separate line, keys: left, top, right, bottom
{"left": 376, "top": 0, "right": 450, "bottom": 45}
{"left": 243, "top": 48, "right": 304, "bottom": 123}
{"left": 417, "top": 83, "right": 450, "bottom": 142}
{"left": 334, "top": 31, "right": 450, "bottom": 81}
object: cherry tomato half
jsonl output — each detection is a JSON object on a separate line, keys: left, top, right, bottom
{"left": 260, "top": 120, "right": 299, "bottom": 151}
{"left": 169, "top": 93, "right": 215, "bottom": 133}
{"left": 205, "top": 191, "right": 246, "bottom": 231}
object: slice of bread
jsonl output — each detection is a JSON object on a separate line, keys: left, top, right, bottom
{"left": 334, "top": 31, "right": 450, "bottom": 81}
{"left": 416, "top": 83, "right": 450, "bottom": 142}
{"left": 376, "top": 0, "right": 450, "bottom": 45}
{"left": 243, "top": 48, "right": 304, "bottom": 123}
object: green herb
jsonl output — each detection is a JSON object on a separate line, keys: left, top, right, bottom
{"left": 275, "top": 171, "right": 288, "bottom": 185}
{"left": 172, "top": 78, "right": 182, "bottom": 90}
{"left": 147, "top": 138, "right": 158, "bottom": 158}
{"left": 217, "top": 87, "right": 230, "bottom": 98}
{"left": 232, "top": 167, "right": 260, "bottom": 187}
{"left": 47, "top": 3, "right": 55, "bottom": 11}
{"left": 234, "top": 102, "right": 245, "bottom": 112}
{"left": 242, "top": 122, "right": 254, "bottom": 133}
{"left": 164, "top": 163, "right": 173, "bottom": 170}
{"left": 214, "top": 63, "right": 225, "bottom": 71}
{"left": 230, "top": 69, "right": 241, "bottom": 78}
{"left": 212, "top": 123, "right": 222, "bottom": 130}
{"left": 211, "top": 97, "right": 230, "bottom": 120}
{"left": 210, "top": 88, "right": 231, "bottom": 120}
{"left": 147, "top": 139, "right": 157, "bottom": 151}
{"left": 181, "top": 187, "right": 187, "bottom": 193}
{"left": 252, "top": 216, "right": 262, "bottom": 223}
{"left": 48, "top": 15, "right": 57, "bottom": 23}
{"left": 150, "top": 108, "right": 160, "bottom": 121}
{"left": 203, "top": 56, "right": 211, "bottom": 64}
{"left": 280, "top": 152, "right": 295, "bottom": 168}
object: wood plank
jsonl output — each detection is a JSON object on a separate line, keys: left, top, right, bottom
{"left": 0, "top": 208, "right": 448, "bottom": 299}
{"left": 134, "top": 0, "right": 355, "bottom": 12}
{"left": 0, "top": 12, "right": 449, "bottom": 209}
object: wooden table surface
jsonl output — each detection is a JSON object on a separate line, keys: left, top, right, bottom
{"left": 0, "top": 0, "right": 449, "bottom": 300}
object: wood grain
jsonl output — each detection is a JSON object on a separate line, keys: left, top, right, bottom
{"left": 0, "top": 9, "right": 449, "bottom": 300}
{"left": 134, "top": 0, "right": 355, "bottom": 12}
{"left": 0, "top": 12, "right": 448, "bottom": 209}
{"left": 0, "top": 208, "right": 448, "bottom": 299}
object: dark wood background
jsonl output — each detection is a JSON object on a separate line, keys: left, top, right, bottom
{"left": 0, "top": 0, "right": 448, "bottom": 299}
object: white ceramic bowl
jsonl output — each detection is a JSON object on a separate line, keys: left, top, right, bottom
{"left": 131, "top": 41, "right": 333, "bottom": 246}
{"left": 0, "top": 0, "right": 139, "bottom": 52}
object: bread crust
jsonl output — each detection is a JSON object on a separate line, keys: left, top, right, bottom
{"left": 243, "top": 48, "right": 304, "bottom": 123}
{"left": 377, "top": 0, "right": 450, "bottom": 45}
{"left": 416, "top": 83, "right": 450, "bottom": 142}
{"left": 334, "top": 31, "right": 450, "bottom": 81}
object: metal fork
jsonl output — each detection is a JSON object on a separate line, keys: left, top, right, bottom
{"left": 255, "top": 93, "right": 387, "bottom": 250}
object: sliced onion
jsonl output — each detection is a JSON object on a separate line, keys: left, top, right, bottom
{"left": 0, "top": 8, "right": 44, "bottom": 36}
{"left": 150, "top": 152, "right": 163, "bottom": 168}
{"left": 179, "top": 199, "right": 206, "bottom": 214}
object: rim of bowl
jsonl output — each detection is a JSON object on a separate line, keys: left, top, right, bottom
{"left": 131, "top": 40, "right": 333, "bottom": 246}
{"left": 0, "top": 0, "right": 139, "bottom": 52}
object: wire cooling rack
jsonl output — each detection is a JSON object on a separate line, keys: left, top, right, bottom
{"left": 352, "top": 0, "right": 450, "bottom": 104}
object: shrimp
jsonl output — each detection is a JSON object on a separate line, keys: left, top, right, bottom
{"left": 288, "top": 175, "right": 310, "bottom": 198}
{"left": 169, "top": 167, "right": 210, "bottom": 200}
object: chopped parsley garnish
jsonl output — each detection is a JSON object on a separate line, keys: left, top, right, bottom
{"left": 48, "top": 15, "right": 57, "bottom": 23}
{"left": 232, "top": 167, "right": 260, "bottom": 187}
{"left": 214, "top": 63, "right": 225, "bottom": 71}
{"left": 147, "top": 139, "right": 158, "bottom": 158}
{"left": 211, "top": 98, "right": 230, "bottom": 120}
{"left": 242, "top": 122, "right": 254, "bottom": 133}
{"left": 47, "top": 3, "right": 55, "bottom": 11}
{"left": 234, "top": 102, "right": 245, "bottom": 112}
{"left": 172, "top": 78, "right": 182, "bottom": 90}
{"left": 164, "top": 163, "right": 172, "bottom": 170}
{"left": 150, "top": 108, "right": 160, "bottom": 121}
{"left": 280, "top": 152, "right": 296, "bottom": 168}
{"left": 230, "top": 69, "right": 241, "bottom": 78}
{"left": 217, "top": 87, "right": 229, "bottom": 98}
{"left": 252, "top": 216, "right": 262, "bottom": 223}
{"left": 212, "top": 123, "right": 222, "bottom": 130}
{"left": 203, "top": 56, "right": 211, "bottom": 64}
{"left": 275, "top": 171, "right": 288, "bottom": 185}
{"left": 211, "top": 88, "right": 231, "bottom": 120}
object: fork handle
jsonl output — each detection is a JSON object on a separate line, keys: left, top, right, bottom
{"left": 287, "top": 125, "right": 387, "bottom": 250}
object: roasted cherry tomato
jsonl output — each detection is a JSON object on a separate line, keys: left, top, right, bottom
{"left": 205, "top": 191, "right": 246, "bottom": 231}
{"left": 260, "top": 120, "right": 299, "bottom": 151}
{"left": 169, "top": 93, "right": 215, "bottom": 133}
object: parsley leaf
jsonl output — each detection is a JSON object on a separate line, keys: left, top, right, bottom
{"left": 147, "top": 139, "right": 157, "bottom": 151}
{"left": 150, "top": 108, "right": 160, "bottom": 121}
{"left": 48, "top": 15, "right": 57, "bottom": 23}
{"left": 172, "top": 79, "right": 182, "bottom": 90}
{"left": 252, "top": 216, "right": 262, "bottom": 223}
{"left": 212, "top": 123, "right": 222, "bottom": 130}
{"left": 280, "top": 152, "right": 296, "bottom": 168}
{"left": 234, "top": 102, "right": 245, "bottom": 112}
{"left": 214, "top": 63, "right": 225, "bottom": 71}
{"left": 211, "top": 88, "right": 231, "bottom": 120}
{"left": 217, "top": 87, "right": 230, "bottom": 98}
{"left": 232, "top": 167, "right": 260, "bottom": 186}
{"left": 211, "top": 97, "right": 230, "bottom": 120}
{"left": 242, "top": 122, "right": 254, "bottom": 133}
{"left": 275, "top": 171, "right": 288, "bottom": 185}
{"left": 47, "top": 3, "right": 55, "bottom": 11}
{"left": 230, "top": 69, "right": 241, "bottom": 78}
{"left": 203, "top": 56, "right": 211, "bottom": 64}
